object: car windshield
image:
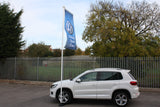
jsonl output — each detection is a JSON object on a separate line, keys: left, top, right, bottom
{"left": 71, "top": 70, "right": 90, "bottom": 81}
{"left": 70, "top": 73, "right": 81, "bottom": 81}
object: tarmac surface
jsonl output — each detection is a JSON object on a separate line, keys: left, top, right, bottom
{"left": 0, "top": 83, "right": 160, "bottom": 107}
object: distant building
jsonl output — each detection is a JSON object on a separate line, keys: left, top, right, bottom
{"left": 46, "top": 45, "right": 53, "bottom": 52}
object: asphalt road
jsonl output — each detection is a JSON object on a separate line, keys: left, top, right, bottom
{"left": 0, "top": 83, "right": 160, "bottom": 107}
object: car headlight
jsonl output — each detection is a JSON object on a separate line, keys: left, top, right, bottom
{"left": 51, "top": 84, "right": 58, "bottom": 88}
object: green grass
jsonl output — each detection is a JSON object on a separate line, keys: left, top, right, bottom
{"left": 16, "top": 61, "right": 98, "bottom": 82}
{"left": 15, "top": 60, "right": 160, "bottom": 88}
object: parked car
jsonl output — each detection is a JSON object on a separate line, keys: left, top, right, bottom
{"left": 50, "top": 68, "right": 140, "bottom": 107}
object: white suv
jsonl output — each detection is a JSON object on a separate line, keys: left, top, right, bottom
{"left": 50, "top": 68, "right": 140, "bottom": 107}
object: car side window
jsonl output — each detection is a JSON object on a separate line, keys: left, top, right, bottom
{"left": 97, "top": 72, "right": 123, "bottom": 81}
{"left": 80, "top": 72, "right": 97, "bottom": 82}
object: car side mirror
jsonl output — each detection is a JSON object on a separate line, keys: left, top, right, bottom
{"left": 76, "top": 79, "right": 81, "bottom": 83}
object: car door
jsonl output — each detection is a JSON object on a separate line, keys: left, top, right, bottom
{"left": 96, "top": 72, "right": 122, "bottom": 99}
{"left": 73, "top": 72, "right": 97, "bottom": 99}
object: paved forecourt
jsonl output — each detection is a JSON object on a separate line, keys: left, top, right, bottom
{"left": 0, "top": 83, "right": 160, "bottom": 107}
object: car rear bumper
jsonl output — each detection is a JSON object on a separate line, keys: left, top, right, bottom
{"left": 132, "top": 91, "right": 140, "bottom": 98}
{"left": 131, "top": 87, "right": 140, "bottom": 99}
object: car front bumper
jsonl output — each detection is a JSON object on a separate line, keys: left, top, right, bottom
{"left": 50, "top": 88, "right": 56, "bottom": 98}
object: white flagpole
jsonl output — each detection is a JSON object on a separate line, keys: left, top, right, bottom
{"left": 60, "top": 6, "right": 65, "bottom": 104}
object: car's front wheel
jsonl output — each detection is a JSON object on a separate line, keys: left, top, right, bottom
{"left": 113, "top": 92, "right": 129, "bottom": 107}
{"left": 56, "top": 90, "right": 73, "bottom": 104}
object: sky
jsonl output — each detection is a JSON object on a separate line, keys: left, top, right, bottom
{"left": 1, "top": 0, "right": 160, "bottom": 51}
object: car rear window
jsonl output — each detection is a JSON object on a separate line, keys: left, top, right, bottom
{"left": 128, "top": 72, "right": 135, "bottom": 80}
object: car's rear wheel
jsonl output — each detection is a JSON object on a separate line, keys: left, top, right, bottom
{"left": 113, "top": 92, "right": 129, "bottom": 107}
{"left": 56, "top": 90, "right": 72, "bottom": 104}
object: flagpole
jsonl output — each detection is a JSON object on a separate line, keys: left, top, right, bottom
{"left": 60, "top": 6, "right": 65, "bottom": 104}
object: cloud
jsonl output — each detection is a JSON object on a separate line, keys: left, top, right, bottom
{"left": 2, "top": 0, "right": 160, "bottom": 51}
{"left": 1, "top": 0, "right": 95, "bottom": 50}
{"left": 20, "top": 0, "right": 95, "bottom": 50}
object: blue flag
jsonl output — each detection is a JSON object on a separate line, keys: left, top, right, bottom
{"left": 64, "top": 9, "right": 76, "bottom": 50}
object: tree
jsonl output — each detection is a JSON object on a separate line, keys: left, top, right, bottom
{"left": 84, "top": 47, "right": 91, "bottom": 55}
{"left": 64, "top": 48, "right": 75, "bottom": 56}
{"left": 83, "top": 1, "right": 160, "bottom": 57}
{"left": 53, "top": 49, "right": 61, "bottom": 57}
{"left": 75, "top": 48, "right": 82, "bottom": 55}
{"left": 28, "top": 42, "right": 53, "bottom": 57}
{"left": 0, "top": 3, "right": 24, "bottom": 58}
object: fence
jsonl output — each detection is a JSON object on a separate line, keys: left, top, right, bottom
{"left": 0, "top": 56, "right": 160, "bottom": 88}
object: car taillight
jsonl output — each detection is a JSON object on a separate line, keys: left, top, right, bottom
{"left": 130, "top": 81, "right": 137, "bottom": 85}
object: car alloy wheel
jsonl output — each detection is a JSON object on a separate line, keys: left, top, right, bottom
{"left": 57, "top": 90, "right": 72, "bottom": 104}
{"left": 114, "top": 92, "right": 128, "bottom": 107}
